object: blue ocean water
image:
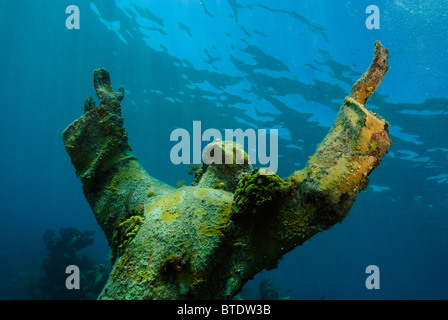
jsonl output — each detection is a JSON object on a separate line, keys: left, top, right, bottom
{"left": 0, "top": 0, "right": 447, "bottom": 299}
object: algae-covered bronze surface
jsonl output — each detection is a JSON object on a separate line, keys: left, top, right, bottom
{"left": 63, "top": 41, "right": 390, "bottom": 299}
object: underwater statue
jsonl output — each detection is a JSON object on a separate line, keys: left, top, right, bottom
{"left": 63, "top": 41, "right": 390, "bottom": 299}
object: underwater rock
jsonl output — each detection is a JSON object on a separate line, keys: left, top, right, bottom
{"left": 24, "top": 228, "right": 109, "bottom": 300}
{"left": 62, "top": 41, "right": 391, "bottom": 299}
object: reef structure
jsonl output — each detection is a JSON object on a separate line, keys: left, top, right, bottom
{"left": 62, "top": 41, "right": 390, "bottom": 299}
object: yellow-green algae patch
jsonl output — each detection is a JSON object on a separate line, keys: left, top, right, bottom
{"left": 161, "top": 211, "right": 179, "bottom": 223}
{"left": 145, "top": 190, "right": 184, "bottom": 223}
{"left": 147, "top": 190, "right": 157, "bottom": 197}
{"left": 193, "top": 188, "right": 233, "bottom": 206}
{"left": 198, "top": 202, "right": 233, "bottom": 236}
{"left": 189, "top": 188, "right": 234, "bottom": 236}
{"left": 193, "top": 208, "right": 207, "bottom": 216}
{"left": 117, "top": 215, "right": 143, "bottom": 249}
{"left": 129, "top": 160, "right": 140, "bottom": 168}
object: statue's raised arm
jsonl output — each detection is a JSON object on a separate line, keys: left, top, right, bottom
{"left": 63, "top": 41, "right": 390, "bottom": 299}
